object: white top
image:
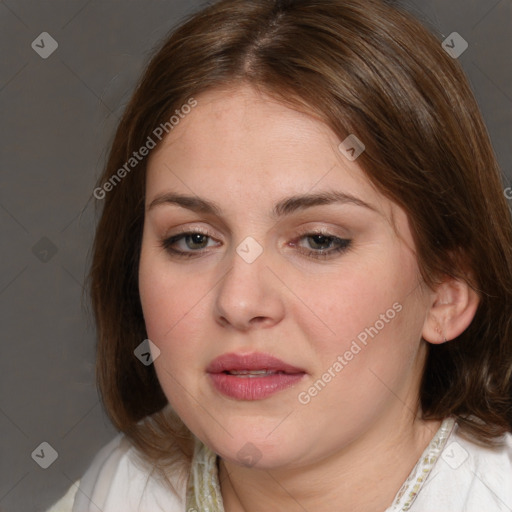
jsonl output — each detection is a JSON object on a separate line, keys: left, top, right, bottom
{"left": 47, "top": 417, "right": 512, "bottom": 512}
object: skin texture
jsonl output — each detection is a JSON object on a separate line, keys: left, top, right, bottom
{"left": 138, "top": 85, "right": 479, "bottom": 511}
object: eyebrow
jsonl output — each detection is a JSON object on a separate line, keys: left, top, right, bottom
{"left": 147, "top": 190, "right": 378, "bottom": 217}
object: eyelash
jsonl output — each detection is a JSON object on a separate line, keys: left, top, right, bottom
{"left": 160, "top": 228, "right": 352, "bottom": 260}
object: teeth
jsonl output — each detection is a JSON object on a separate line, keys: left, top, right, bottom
{"left": 228, "top": 369, "right": 280, "bottom": 376}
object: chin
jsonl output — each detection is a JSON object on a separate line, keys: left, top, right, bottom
{"left": 202, "top": 423, "right": 306, "bottom": 470}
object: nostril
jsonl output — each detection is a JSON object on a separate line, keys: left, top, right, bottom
{"left": 249, "top": 316, "right": 269, "bottom": 325}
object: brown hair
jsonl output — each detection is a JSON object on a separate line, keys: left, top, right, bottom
{"left": 89, "top": 0, "right": 512, "bottom": 475}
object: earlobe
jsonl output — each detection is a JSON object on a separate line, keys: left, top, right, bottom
{"left": 422, "top": 277, "right": 480, "bottom": 344}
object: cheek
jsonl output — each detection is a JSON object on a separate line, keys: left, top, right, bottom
{"left": 139, "top": 249, "right": 197, "bottom": 357}
{"left": 138, "top": 257, "right": 203, "bottom": 412}
{"left": 138, "top": 244, "right": 219, "bottom": 395}
{"left": 300, "top": 259, "right": 401, "bottom": 343}
{"left": 301, "top": 246, "right": 424, "bottom": 381}
{"left": 138, "top": 265, "right": 176, "bottom": 343}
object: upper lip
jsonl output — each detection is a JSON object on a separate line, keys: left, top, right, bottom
{"left": 206, "top": 352, "right": 305, "bottom": 374}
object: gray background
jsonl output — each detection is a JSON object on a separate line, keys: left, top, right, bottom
{"left": 0, "top": 1, "right": 510, "bottom": 511}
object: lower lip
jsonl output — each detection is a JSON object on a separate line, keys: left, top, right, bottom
{"left": 208, "top": 372, "right": 305, "bottom": 400}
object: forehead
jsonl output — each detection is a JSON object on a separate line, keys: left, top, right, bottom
{"left": 145, "top": 85, "right": 401, "bottom": 230}
{"left": 150, "top": 85, "right": 340, "bottom": 170}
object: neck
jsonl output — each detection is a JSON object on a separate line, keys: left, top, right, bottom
{"left": 219, "top": 414, "right": 442, "bottom": 512}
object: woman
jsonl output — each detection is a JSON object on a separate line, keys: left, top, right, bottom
{"left": 48, "top": 0, "right": 512, "bottom": 510}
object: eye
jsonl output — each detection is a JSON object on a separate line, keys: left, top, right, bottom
{"left": 160, "top": 229, "right": 352, "bottom": 260}
{"left": 161, "top": 229, "right": 219, "bottom": 258}
{"left": 292, "top": 232, "right": 352, "bottom": 260}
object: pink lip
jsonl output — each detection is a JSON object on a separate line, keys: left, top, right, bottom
{"left": 207, "top": 352, "right": 306, "bottom": 400}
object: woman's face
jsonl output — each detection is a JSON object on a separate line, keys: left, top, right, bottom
{"left": 139, "top": 85, "right": 435, "bottom": 469}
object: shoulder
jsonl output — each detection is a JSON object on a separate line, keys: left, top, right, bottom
{"left": 47, "top": 434, "right": 188, "bottom": 512}
{"left": 411, "top": 422, "right": 512, "bottom": 511}
{"left": 46, "top": 481, "right": 78, "bottom": 512}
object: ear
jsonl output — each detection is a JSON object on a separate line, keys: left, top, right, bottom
{"left": 422, "top": 276, "right": 480, "bottom": 344}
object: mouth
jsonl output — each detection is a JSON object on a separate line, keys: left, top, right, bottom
{"left": 206, "top": 352, "right": 306, "bottom": 400}
{"left": 223, "top": 369, "right": 290, "bottom": 377}
{"left": 207, "top": 352, "right": 305, "bottom": 374}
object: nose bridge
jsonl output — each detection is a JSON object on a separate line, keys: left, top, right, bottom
{"left": 213, "top": 235, "right": 285, "bottom": 328}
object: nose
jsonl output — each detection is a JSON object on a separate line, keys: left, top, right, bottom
{"left": 213, "top": 239, "right": 286, "bottom": 331}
